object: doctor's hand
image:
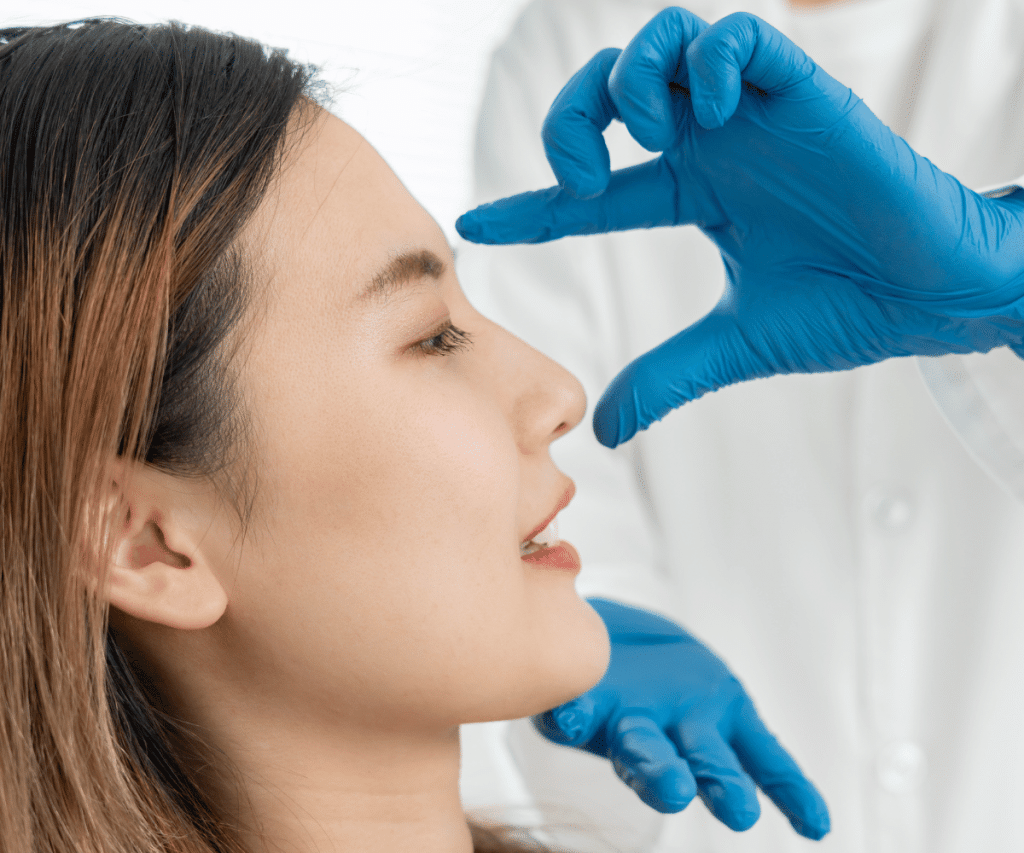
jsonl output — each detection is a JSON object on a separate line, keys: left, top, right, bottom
{"left": 456, "top": 7, "right": 1024, "bottom": 448}
{"left": 532, "top": 598, "right": 830, "bottom": 839}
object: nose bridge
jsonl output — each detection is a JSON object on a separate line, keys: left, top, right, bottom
{"left": 499, "top": 324, "right": 588, "bottom": 450}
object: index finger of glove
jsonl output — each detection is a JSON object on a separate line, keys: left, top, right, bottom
{"left": 541, "top": 47, "right": 622, "bottom": 199}
{"left": 606, "top": 6, "right": 710, "bottom": 151}
{"left": 455, "top": 156, "right": 683, "bottom": 245}
{"left": 731, "top": 699, "right": 831, "bottom": 840}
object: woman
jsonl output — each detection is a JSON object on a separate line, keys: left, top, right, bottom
{"left": 0, "top": 18, "right": 610, "bottom": 853}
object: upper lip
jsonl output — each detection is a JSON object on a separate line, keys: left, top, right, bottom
{"left": 522, "top": 482, "right": 576, "bottom": 544}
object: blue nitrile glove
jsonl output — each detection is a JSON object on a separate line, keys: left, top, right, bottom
{"left": 456, "top": 7, "right": 1024, "bottom": 449}
{"left": 532, "top": 598, "right": 830, "bottom": 839}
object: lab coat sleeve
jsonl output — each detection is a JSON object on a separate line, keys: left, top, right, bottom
{"left": 457, "top": 6, "right": 677, "bottom": 618}
{"left": 917, "top": 173, "right": 1024, "bottom": 503}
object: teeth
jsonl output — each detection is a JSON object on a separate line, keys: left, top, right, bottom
{"left": 520, "top": 517, "right": 559, "bottom": 556}
{"left": 534, "top": 517, "right": 559, "bottom": 548}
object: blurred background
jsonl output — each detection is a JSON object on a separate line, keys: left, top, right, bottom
{"left": 1, "top": 1, "right": 536, "bottom": 246}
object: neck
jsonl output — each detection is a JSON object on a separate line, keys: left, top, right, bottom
{"left": 202, "top": 718, "right": 472, "bottom": 853}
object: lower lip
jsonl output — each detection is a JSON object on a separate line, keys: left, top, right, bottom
{"left": 520, "top": 541, "right": 581, "bottom": 574}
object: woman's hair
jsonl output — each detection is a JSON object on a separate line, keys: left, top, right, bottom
{"left": 0, "top": 17, "right": 557, "bottom": 853}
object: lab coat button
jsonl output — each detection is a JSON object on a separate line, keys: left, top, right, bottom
{"left": 877, "top": 740, "right": 925, "bottom": 793}
{"left": 865, "top": 487, "right": 914, "bottom": 532}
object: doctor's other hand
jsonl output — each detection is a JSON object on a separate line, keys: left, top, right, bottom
{"left": 532, "top": 598, "right": 830, "bottom": 840}
{"left": 456, "top": 7, "right": 1024, "bottom": 448}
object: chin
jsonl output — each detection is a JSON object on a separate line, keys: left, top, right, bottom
{"left": 454, "top": 596, "right": 610, "bottom": 725}
{"left": 512, "top": 600, "right": 612, "bottom": 721}
{"left": 546, "top": 600, "right": 612, "bottom": 708}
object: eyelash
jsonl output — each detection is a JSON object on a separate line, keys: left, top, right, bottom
{"left": 413, "top": 321, "right": 474, "bottom": 357}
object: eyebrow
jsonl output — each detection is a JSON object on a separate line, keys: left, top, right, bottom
{"left": 356, "top": 248, "right": 447, "bottom": 306}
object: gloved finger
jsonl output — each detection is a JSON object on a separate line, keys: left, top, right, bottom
{"left": 592, "top": 307, "right": 774, "bottom": 448}
{"left": 531, "top": 691, "right": 603, "bottom": 747}
{"left": 685, "top": 11, "right": 855, "bottom": 129}
{"left": 730, "top": 700, "right": 831, "bottom": 840}
{"left": 606, "top": 6, "right": 709, "bottom": 151}
{"left": 607, "top": 714, "right": 698, "bottom": 813}
{"left": 455, "top": 154, "right": 719, "bottom": 245}
{"left": 540, "top": 47, "right": 622, "bottom": 199}
{"left": 668, "top": 717, "right": 760, "bottom": 832}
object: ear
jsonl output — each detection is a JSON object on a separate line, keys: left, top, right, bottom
{"left": 101, "top": 460, "right": 229, "bottom": 630}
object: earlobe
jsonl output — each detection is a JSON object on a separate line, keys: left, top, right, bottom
{"left": 101, "top": 463, "right": 229, "bottom": 631}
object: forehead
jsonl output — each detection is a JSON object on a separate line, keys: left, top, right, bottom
{"left": 243, "top": 109, "right": 446, "bottom": 311}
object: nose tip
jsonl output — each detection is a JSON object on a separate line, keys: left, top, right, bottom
{"left": 552, "top": 371, "right": 587, "bottom": 440}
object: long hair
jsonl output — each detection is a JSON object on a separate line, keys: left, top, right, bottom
{"left": 0, "top": 17, "right": 567, "bottom": 853}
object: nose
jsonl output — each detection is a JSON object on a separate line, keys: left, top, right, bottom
{"left": 493, "top": 321, "right": 587, "bottom": 451}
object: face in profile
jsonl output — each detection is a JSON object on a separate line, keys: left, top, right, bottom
{"left": 109, "top": 108, "right": 611, "bottom": 744}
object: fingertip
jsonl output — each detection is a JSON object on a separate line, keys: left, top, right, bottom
{"left": 592, "top": 370, "right": 644, "bottom": 448}
{"left": 786, "top": 799, "right": 831, "bottom": 840}
{"left": 454, "top": 212, "right": 480, "bottom": 241}
{"left": 558, "top": 168, "right": 610, "bottom": 201}
{"left": 782, "top": 786, "right": 831, "bottom": 840}
{"left": 758, "top": 775, "right": 830, "bottom": 839}
{"left": 543, "top": 141, "right": 610, "bottom": 201}
{"left": 533, "top": 693, "right": 598, "bottom": 746}
{"left": 530, "top": 710, "right": 565, "bottom": 743}
{"left": 450, "top": 186, "right": 568, "bottom": 245}
{"left": 650, "top": 766, "right": 698, "bottom": 813}
{"left": 552, "top": 700, "right": 593, "bottom": 744}
{"left": 700, "top": 781, "right": 761, "bottom": 831}
{"left": 793, "top": 818, "right": 831, "bottom": 841}
{"left": 690, "top": 96, "right": 726, "bottom": 130}
{"left": 686, "top": 47, "right": 740, "bottom": 129}
{"left": 607, "top": 61, "right": 679, "bottom": 152}
{"left": 731, "top": 808, "right": 761, "bottom": 832}
{"left": 592, "top": 397, "right": 633, "bottom": 449}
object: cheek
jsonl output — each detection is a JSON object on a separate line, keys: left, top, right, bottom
{"left": 229, "top": 354, "right": 607, "bottom": 728}
{"left": 334, "top": 382, "right": 523, "bottom": 632}
{"left": 229, "top": 373, "right": 532, "bottom": 712}
{"left": 331, "top": 375, "right": 520, "bottom": 550}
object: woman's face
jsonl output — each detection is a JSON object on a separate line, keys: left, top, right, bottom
{"left": 197, "top": 109, "right": 609, "bottom": 733}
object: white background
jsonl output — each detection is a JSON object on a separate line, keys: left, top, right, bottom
{"left": 1, "top": 0, "right": 537, "bottom": 245}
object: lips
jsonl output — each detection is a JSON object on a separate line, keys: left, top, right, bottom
{"left": 520, "top": 541, "right": 581, "bottom": 573}
{"left": 521, "top": 482, "right": 576, "bottom": 547}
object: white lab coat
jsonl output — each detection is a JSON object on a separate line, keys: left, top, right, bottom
{"left": 456, "top": 1, "right": 1024, "bottom": 851}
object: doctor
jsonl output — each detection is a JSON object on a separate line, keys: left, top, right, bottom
{"left": 456, "top": 4, "right": 1024, "bottom": 853}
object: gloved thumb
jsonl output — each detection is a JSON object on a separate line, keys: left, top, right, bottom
{"left": 593, "top": 308, "right": 771, "bottom": 447}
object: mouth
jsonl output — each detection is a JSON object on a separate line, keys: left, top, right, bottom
{"left": 519, "top": 482, "right": 575, "bottom": 556}
{"left": 516, "top": 485, "right": 581, "bottom": 573}
{"left": 520, "top": 540, "right": 582, "bottom": 573}
{"left": 519, "top": 516, "right": 559, "bottom": 556}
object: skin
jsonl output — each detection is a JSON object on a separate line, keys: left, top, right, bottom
{"left": 102, "top": 108, "right": 611, "bottom": 853}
